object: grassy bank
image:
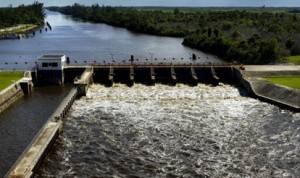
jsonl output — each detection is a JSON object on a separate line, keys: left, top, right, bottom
{"left": 284, "top": 55, "right": 300, "bottom": 65}
{"left": 264, "top": 76, "right": 300, "bottom": 89}
{"left": 0, "top": 72, "right": 23, "bottom": 91}
{"left": 0, "top": 24, "right": 38, "bottom": 35}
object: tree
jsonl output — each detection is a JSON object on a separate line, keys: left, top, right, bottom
{"left": 174, "top": 8, "right": 180, "bottom": 15}
{"left": 213, "top": 28, "right": 219, "bottom": 37}
{"left": 207, "top": 27, "right": 212, "bottom": 37}
{"left": 286, "top": 39, "right": 295, "bottom": 49}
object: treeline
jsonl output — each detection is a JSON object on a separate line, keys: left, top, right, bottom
{"left": 0, "top": 2, "right": 45, "bottom": 28}
{"left": 48, "top": 4, "right": 300, "bottom": 64}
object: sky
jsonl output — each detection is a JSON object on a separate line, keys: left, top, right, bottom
{"left": 1, "top": 0, "right": 300, "bottom": 7}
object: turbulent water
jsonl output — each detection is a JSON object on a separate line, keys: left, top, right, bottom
{"left": 38, "top": 84, "right": 300, "bottom": 177}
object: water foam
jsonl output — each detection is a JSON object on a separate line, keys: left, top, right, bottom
{"left": 38, "top": 84, "right": 300, "bottom": 177}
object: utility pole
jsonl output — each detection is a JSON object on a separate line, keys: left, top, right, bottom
{"left": 150, "top": 52, "right": 154, "bottom": 64}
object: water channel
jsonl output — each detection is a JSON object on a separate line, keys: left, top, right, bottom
{"left": 38, "top": 84, "right": 300, "bottom": 177}
{"left": 0, "top": 85, "right": 71, "bottom": 176}
{"left": 0, "top": 10, "right": 299, "bottom": 177}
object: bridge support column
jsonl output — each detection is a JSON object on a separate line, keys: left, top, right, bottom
{"left": 150, "top": 66, "right": 155, "bottom": 85}
{"left": 191, "top": 66, "right": 198, "bottom": 86}
{"left": 108, "top": 65, "right": 114, "bottom": 86}
{"left": 171, "top": 65, "right": 177, "bottom": 85}
{"left": 129, "top": 66, "right": 135, "bottom": 87}
{"left": 210, "top": 66, "right": 219, "bottom": 86}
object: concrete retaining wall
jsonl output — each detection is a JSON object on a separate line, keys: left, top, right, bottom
{"left": 6, "top": 87, "right": 78, "bottom": 178}
{"left": 0, "top": 70, "right": 34, "bottom": 114}
{"left": 0, "top": 82, "right": 24, "bottom": 113}
{"left": 234, "top": 68, "right": 300, "bottom": 111}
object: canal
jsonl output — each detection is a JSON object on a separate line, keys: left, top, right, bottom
{"left": 0, "top": 85, "right": 72, "bottom": 176}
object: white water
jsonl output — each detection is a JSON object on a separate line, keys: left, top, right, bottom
{"left": 39, "top": 84, "right": 300, "bottom": 177}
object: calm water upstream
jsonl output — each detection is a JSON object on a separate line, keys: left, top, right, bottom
{"left": 0, "top": 10, "right": 220, "bottom": 70}
{"left": 38, "top": 84, "right": 300, "bottom": 177}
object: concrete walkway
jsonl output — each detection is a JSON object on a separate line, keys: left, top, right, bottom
{"left": 242, "top": 65, "right": 300, "bottom": 77}
{"left": 244, "top": 65, "right": 300, "bottom": 71}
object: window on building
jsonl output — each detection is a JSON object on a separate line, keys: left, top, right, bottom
{"left": 51, "top": 63, "right": 58, "bottom": 67}
{"left": 42, "top": 62, "right": 48, "bottom": 67}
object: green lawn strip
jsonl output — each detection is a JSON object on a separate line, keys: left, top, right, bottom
{"left": 0, "top": 24, "right": 38, "bottom": 35}
{"left": 284, "top": 55, "right": 300, "bottom": 65}
{"left": 0, "top": 72, "right": 23, "bottom": 91}
{"left": 264, "top": 76, "right": 300, "bottom": 89}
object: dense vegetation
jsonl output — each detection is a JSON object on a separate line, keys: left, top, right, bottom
{"left": 0, "top": 2, "right": 45, "bottom": 29}
{"left": 48, "top": 5, "right": 300, "bottom": 64}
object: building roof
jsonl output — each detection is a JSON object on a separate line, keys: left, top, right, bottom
{"left": 38, "top": 55, "right": 65, "bottom": 60}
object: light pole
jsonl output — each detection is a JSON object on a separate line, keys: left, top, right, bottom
{"left": 149, "top": 52, "right": 154, "bottom": 65}
{"left": 109, "top": 53, "right": 115, "bottom": 65}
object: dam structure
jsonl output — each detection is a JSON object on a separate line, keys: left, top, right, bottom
{"left": 64, "top": 63, "right": 235, "bottom": 87}
{"left": 6, "top": 56, "right": 237, "bottom": 177}
{"left": 5, "top": 55, "right": 300, "bottom": 177}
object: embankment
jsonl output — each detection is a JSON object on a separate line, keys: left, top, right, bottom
{"left": 234, "top": 68, "right": 300, "bottom": 111}
{"left": 0, "top": 71, "right": 34, "bottom": 114}
{"left": 0, "top": 82, "right": 24, "bottom": 113}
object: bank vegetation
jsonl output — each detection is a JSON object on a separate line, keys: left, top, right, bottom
{"left": 0, "top": 2, "right": 45, "bottom": 35}
{"left": 48, "top": 5, "right": 300, "bottom": 64}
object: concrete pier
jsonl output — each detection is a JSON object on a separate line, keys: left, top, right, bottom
{"left": 74, "top": 67, "right": 94, "bottom": 96}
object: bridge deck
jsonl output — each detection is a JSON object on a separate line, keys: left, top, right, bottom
{"left": 65, "top": 63, "right": 234, "bottom": 69}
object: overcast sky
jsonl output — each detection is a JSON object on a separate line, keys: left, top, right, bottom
{"left": 1, "top": 0, "right": 300, "bottom": 7}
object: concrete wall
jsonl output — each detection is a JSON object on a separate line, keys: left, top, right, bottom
{"left": 234, "top": 68, "right": 300, "bottom": 111}
{"left": 36, "top": 70, "right": 64, "bottom": 85}
{"left": 0, "top": 82, "right": 24, "bottom": 113}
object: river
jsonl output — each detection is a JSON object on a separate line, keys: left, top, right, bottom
{"left": 0, "top": 10, "right": 220, "bottom": 70}
{"left": 38, "top": 84, "right": 300, "bottom": 177}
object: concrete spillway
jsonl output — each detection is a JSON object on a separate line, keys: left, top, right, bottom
{"left": 65, "top": 64, "right": 236, "bottom": 86}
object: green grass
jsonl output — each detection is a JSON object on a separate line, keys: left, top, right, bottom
{"left": 0, "top": 72, "right": 23, "bottom": 91}
{"left": 284, "top": 55, "right": 300, "bottom": 65}
{"left": 0, "top": 24, "right": 37, "bottom": 35}
{"left": 264, "top": 76, "right": 300, "bottom": 89}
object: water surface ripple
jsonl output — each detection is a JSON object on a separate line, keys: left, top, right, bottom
{"left": 39, "top": 84, "right": 300, "bottom": 177}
